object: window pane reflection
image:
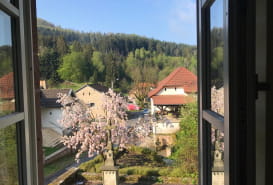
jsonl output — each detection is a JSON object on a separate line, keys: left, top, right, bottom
{"left": 0, "top": 10, "right": 15, "bottom": 116}
{"left": 0, "top": 124, "right": 19, "bottom": 185}
{"left": 211, "top": 126, "right": 224, "bottom": 185}
{"left": 210, "top": 0, "right": 224, "bottom": 116}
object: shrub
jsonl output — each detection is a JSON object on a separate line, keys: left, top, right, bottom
{"left": 79, "top": 155, "right": 104, "bottom": 173}
{"left": 170, "top": 102, "right": 198, "bottom": 181}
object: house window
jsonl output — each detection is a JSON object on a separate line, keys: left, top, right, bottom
{"left": 83, "top": 92, "right": 84, "bottom": 96}
{"left": 164, "top": 88, "right": 166, "bottom": 91}
{"left": 49, "top": 112, "right": 52, "bottom": 115}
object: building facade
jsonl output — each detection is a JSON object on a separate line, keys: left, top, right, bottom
{"left": 75, "top": 84, "right": 108, "bottom": 118}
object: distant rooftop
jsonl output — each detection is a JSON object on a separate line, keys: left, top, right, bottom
{"left": 148, "top": 67, "right": 197, "bottom": 97}
{"left": 40, "top": 89, "right": 73, "bottom": 108}
{"left": 76, "top": 84, "right": 109, "bottom": 93}
{"left": 0, "top": 72, "right": 14, "bottom": 99}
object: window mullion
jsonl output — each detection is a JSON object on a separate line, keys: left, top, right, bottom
{"left": 18, "top": 0, "right": 39, "bottom": 184}
{"left": 203, "top": 110, "right": 224, "bottom": 131}
{"left": 0, "top": 0, "right": 19, "bottom": 17}
{"left": 0, "top": 112, "right": 24, "bottom": 128}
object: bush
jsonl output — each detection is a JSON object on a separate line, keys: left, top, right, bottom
{"left": 119, "top": 166, "right": 160, "bottom": 176}
{"left": 79, "top": 155, "right": 104, "bottom": 173}
{"left": 170, "top": 102, "right": 198, "bottom": 181}
{"left": 141, "top": 148, "right": 152, "bottom": 155}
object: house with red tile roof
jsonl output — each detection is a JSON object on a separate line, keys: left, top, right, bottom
{"left": 0, "top": 72, "right": 15, "bottom": 113}
{"left": 148, "top": 67, "right": 197, "bottom": 115}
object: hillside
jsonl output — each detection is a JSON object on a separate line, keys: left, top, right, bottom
{"left": 37, "top": 18, "right": 197, "bottom": 92}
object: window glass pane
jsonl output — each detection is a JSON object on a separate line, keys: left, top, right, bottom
{"left": 210, "top": 0, "right": 224, "bottom": 116}
{"left": 211, "top": 125, "right": 224, "bottom": 184}
{"left": 0, "top": 10, "right": 15, "bottom": 116}
{"left": 0, "top": 124, "right": 19, "bottom": 185}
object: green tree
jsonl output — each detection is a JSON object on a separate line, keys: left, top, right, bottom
{"left": 0, "top": 46, "right": 12, "bottom": 77}
{"left": 71, "top": 41, "right": 82, "bottom": 52}
{"left": 92, "top": 51, "right": 105, "bottom": 73}
{"left": 171, "top": 102, "right": 198, "bottom": 181}
{"left": 39, "top": 48, "right": 61, "bottom": 83}
{"left": 0, "top": 124, "right": 19, "bottom": 185}
{"left": 56, "top": 36, "right": 69, "bottom": 56}
{"left": 58, "top": 52, "right": 91, "bottom": 82}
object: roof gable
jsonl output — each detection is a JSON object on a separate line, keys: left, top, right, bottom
{"left": 76, "top": 84, "right": 109, "bottom": 93}
{"left": 148, "top": 67, "right": 197, "bottom": 97}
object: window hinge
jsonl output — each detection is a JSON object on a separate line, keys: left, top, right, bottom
{"left": 255, "top": 74, "right": 271, "bottom": 99}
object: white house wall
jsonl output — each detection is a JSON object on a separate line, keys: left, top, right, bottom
{"left": 151, "top": 98, "right": 154, "bottom": 114}
{"left": 157, "top": 87, "right": 187, "bottom": 96}
{"left": 41, "top": 107, "right": 63, "bottom": 134}
{"left": 150, "top": 87, "right": 187, "bottom": 114}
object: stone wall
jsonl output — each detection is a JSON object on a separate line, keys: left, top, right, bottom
{"left": 154, "top": 122, "right": 180, "bottom": 134}
{"left": 48, "top": 167, "right": 79, "bottom": 185}
{"left": 44, "top": 147, "right": 72, "bottom": 165}
{"left": 156, "top": 135, "right": 176, "bottom": 146}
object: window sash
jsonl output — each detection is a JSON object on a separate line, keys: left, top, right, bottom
{"left": 198, "top": 0, "right": 229, "bottom": 184}
{"left": 0, "top": 0, "right": 39, "bottom": 184}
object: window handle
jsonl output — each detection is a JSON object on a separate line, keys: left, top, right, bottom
{"left": 255, "top": 74, "right": 271, "bottom": 99}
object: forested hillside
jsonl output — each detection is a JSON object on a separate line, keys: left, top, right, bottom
{"left": 37, "top": 18, "right": 197, "bottom": 92}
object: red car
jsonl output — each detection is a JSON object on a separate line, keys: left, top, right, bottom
{"left": 127, "top": 104, "right": 140, "bottom": 111}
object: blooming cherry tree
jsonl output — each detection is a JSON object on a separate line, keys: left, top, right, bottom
{"left": 57, "top": 89, "right": 151, "bottom": 162}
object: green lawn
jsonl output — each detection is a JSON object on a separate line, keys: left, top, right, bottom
{"left": 49, "top": 81, "right": 86, "bottom": 91}
{"left": 43, "top": 147, "right": 61, "bottom": 157}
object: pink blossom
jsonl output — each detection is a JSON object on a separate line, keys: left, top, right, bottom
{"left": 57, "top": 89, "right": 152, "bottom": 161}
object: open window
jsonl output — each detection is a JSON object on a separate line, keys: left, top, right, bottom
{"left": 198, "top": 0, "right": 256, "bottom": 184}
{"left": 198, "top": 0, "right": 227, "bottom": 184}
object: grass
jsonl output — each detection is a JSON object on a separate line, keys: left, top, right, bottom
{"left": 43, "top": 147, "right": 61, "bottom": 157}
{"left": 43, "top": 154, "right": 75, "bottom": 177}
{"left": 77, "top": 146, "right": 197, "bottom": 184}
{"left": 79, "top": 155, "right": 104, "bottom": 173}
{"left": 48, "top": 81, "right": 86, "bottom": 91}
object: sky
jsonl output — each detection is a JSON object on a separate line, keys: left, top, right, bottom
{"left": 36, "top": 0, "right": 197, "bottom": 45}
{"left": 0, "top": 10, "right": 12, "bottom": 46}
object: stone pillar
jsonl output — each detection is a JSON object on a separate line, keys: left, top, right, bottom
{"left": 101, "top": 149, "right": 119, "bottom": 185}
{"left": 165, "top": 146, "right": 172, "bottom": 157}
{"left": 212, "top": 147, "right": 224, "bottom": 185}
{"left": 101, "top": 166, "right": 119, "bottom": 185}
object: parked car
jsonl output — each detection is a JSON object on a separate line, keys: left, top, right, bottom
{"left": 127, "top": 104, "right": 140, "bottom": 111}
{"left": 143, "top": 108, "right": 150, "bottom": 114}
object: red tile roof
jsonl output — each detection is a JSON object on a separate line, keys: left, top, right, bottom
{"left": 148, "top": 67, "right": 197, "bottom": 97}
{"left": 0, "top": 72, "right": 14, "bottom": 99}
{"left": 152, "top": 95, "right": 194, "bottom": 105}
